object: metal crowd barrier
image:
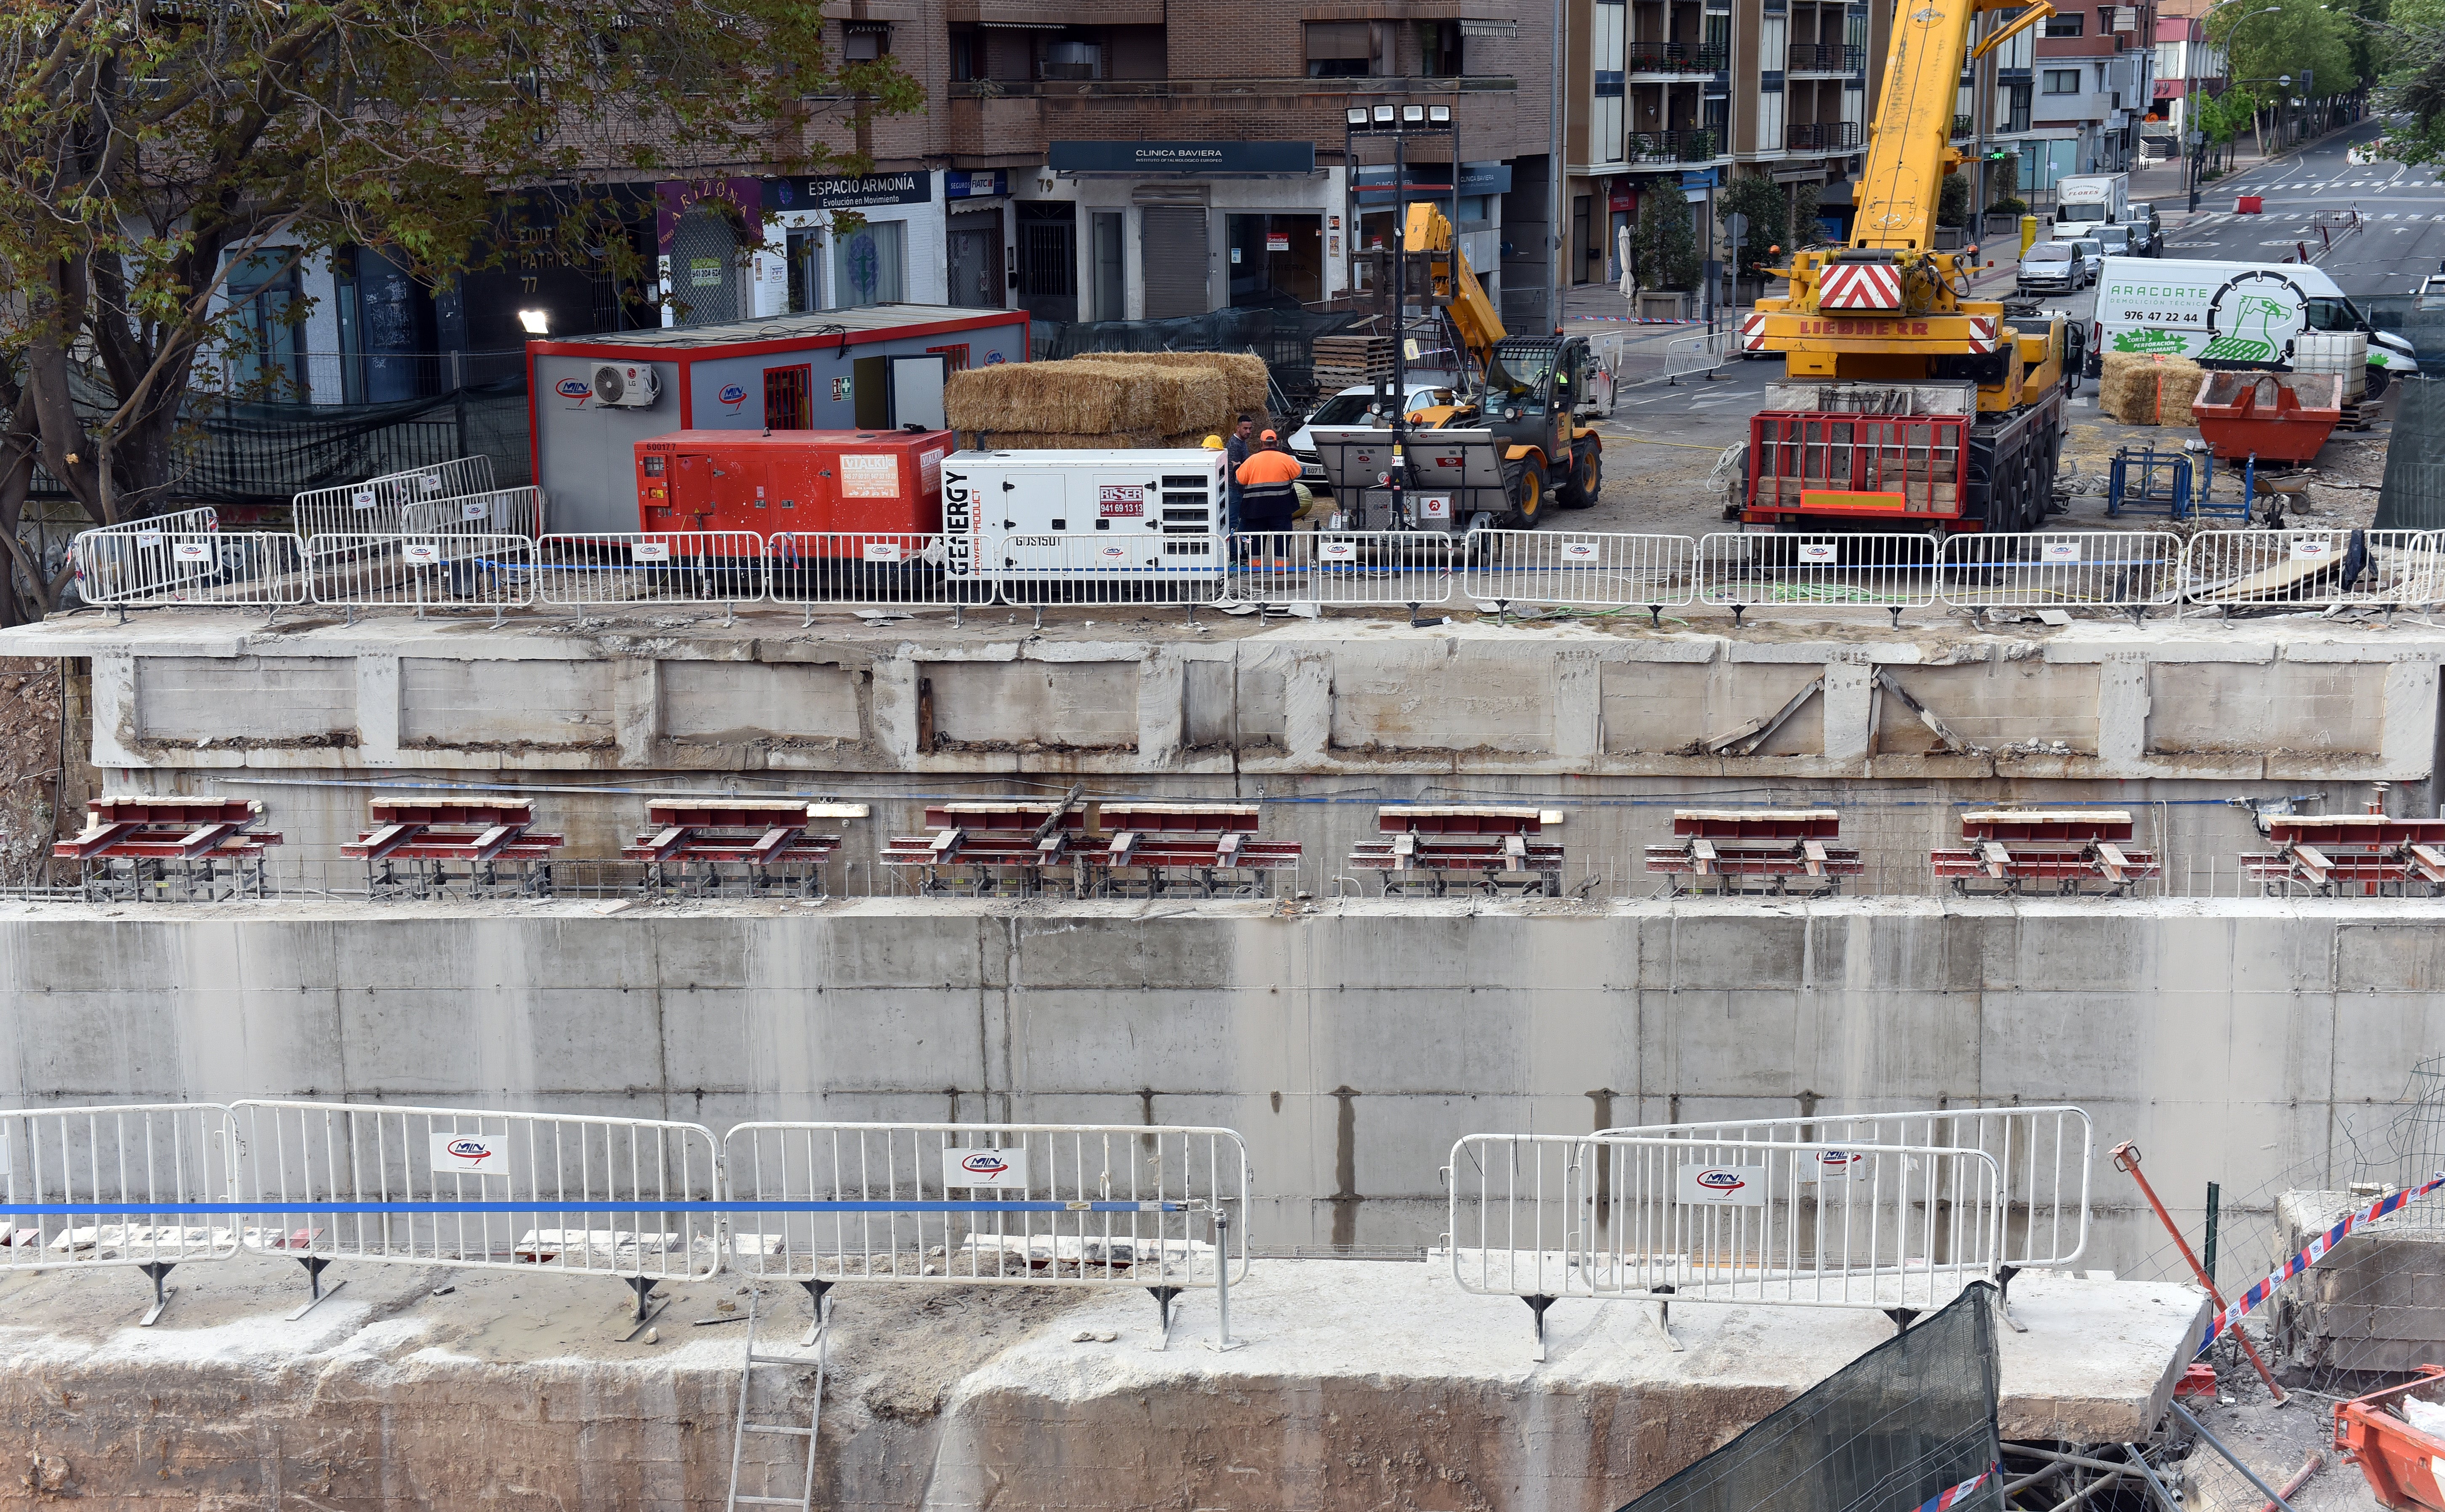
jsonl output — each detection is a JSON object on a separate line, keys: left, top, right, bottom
{"left": 1663, "top": 327, "right": 1740, "bottom": 384}
{"left": 1601, "top": 1105, "right": 2092, "bottom": 1270}
{"left": 394, "top": 485, "right": 544, "bottom": 540}
{"left": 291, "top": 456, "right": 498, "bottom": 540}
{"left": 1578, "top": 1134, "right": 2002, "bottom": 1310}
{"left": 230, "top": 1100, "right": 722, "bottom": 1312}
{"left": 768, "top": 532, "right": 995, "bottom": 624}
{"left": 72, "top": 529, "right": 305, "bottom": 609}
{"left": 2179, "top": 528, "right": 2443, "bottom": 614}
{"left": 0, "top": 1102, "right": 240, "bottom": 1320}
{"left": 1939, "top": 532, "right": 2184, "bottom": 615}
{"left": 1462, "top": 529, "right": 1695, "bottom": 618}
{"left": 66, "top": 525, "right": 2445, "bottom": 622}
{"left": 1698, "top": 531, "right": 1944, "bottom": 623}
{"left": 722, "top": 1121, "right": 1247, "bottom": 1294}
{"left": 1449, "top": 1128, "right": 2005, "bottom": 1355}
{"left": 305, "top": 533, "right": 536, "bottom": 615}
{"left": 1230, "top": 531, "right": 1454, "bottom": 608}
{"left": 535, "top": 532, "right": 767, "bottom": 608}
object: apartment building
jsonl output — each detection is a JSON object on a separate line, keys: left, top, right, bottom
{"left": 2149, "top": 12, "right": 2228, "bottom": 156}
{"left": 2016, "top": 2, "right": 2158, "bottom": 186}
{"left": 1566, "top": 0, "right": 1879, "bottom": 291}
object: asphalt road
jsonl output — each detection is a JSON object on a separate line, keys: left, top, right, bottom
{"left": 2170, "top": 118, "right": 2445, "bottom": 299}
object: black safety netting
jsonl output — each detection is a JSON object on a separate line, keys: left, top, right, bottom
{"left": 2373, "top": 375, "right": 2445, "bottom": 532}
{"left": 1615, "top": 1283, "right": 2005, "bottom": 1512}
{"left": 35, "top": 360, "right": 533, "bottom": 511}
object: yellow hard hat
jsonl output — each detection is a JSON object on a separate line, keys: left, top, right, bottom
{"left": 1201, "top": 434, "right": 1224, "bottom": 450}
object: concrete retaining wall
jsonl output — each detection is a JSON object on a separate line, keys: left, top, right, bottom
{"left": 3, "top": 894, "right": 2432, "bottom": 1274}
{"left": 12, "top": 611, "right": 2441, "bottom": 887}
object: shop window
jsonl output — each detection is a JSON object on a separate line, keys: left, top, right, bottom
{"left": 1225, "top": 214, "right": 1323, "bottom": 308}
{"left": 833, "top": 220, "right": 906, "bottom": 307}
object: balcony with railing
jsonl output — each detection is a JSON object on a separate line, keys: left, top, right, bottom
{"left": 1625, "top": 42, "right": 1728, "bottom": 75}
{"left": 1627, "top": 128, "right": 1718, "bottom": 162}
{"left": 1785, "top": 120, "right": 1862, "bottom": 152}
{"left": 1786, "top": 43, "right": 1866, "bottom": 73}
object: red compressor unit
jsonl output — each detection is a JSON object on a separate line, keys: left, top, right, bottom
{"left": 634, "top": 429, "right": 953, "bottom": 540}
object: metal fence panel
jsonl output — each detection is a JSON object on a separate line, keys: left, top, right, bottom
{"left": 768, "top": 532, "right": 996, "bottom": 612}
{"left": 306, "top": 533, "right": 535, "bottom": 611}
{"left": 1447, "top": 1133, "right": 1596, "bottom": 1299}
{"left": 2181, "top": 529, "right": 2445, "bottom": 611}
{"left": 293, "top": 456, "right": 498, "bottom": 539}
{"left": 1581, "top": 1134, "right": 2001, "bottom": 1310}
{"left": 1230, "top": 531, "right": 1454, "bottom": 607}
{"left": 1600, "top": 1105, "right": 2091, "bottom": 1267}
{"left": 230, "top": 1100, "right": 721, "bottom": 1281}
{"left": 0, "top": 1103, "right": 240, "bottom": 1272}
{"left": 1461, "top": 529, "right": 1696, "bottom": 610}
{"left": 1938, "top": 532, "right": 2184, "bottom": 611}
{"left": 1699, "top": 531, "right": 1942, "bottom": 613}
{"left": 986, "top": 532, "right": 1225, "bottom": 607}
{"left": 722, "top": 1123, "right": 1246, "bottom": 1287}
{"left": 393, "top": 485, "right": 543, "bottom": 540}
{"left": 72, "top": 530, "right": 307, "bottom": 607}
{"left": 535, "top": 532, "right": 767, "bottom": 606}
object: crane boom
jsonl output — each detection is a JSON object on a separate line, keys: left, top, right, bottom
{"left": 1852, "top": 0, "right": 2051, "bottom": 253}
{"left": 1404, "top": 201, "right": 1506, "bottom": 369}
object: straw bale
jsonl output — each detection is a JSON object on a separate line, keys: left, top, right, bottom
{"left": 1072, "top": 351, "right": 1272, "bottom": 414}
{"left": 943, "top": 359, "right": 1233, "bottom": 437}
{"left": 2099, "top": 351, "right": 2204, "bottom": 425}
{"left": 953, "top": 430, "right": 1222, "bottom": 454}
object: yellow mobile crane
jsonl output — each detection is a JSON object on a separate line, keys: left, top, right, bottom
{"left": 1734, "top": 0, "right": 2074, "bottom": 534}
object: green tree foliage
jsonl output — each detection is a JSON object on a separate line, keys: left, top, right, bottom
{"left": 1718, "top": 174, "right": 1789, "bottom": 275}
{"left": 2211, "top": 0, "right": 2355, "bottom": 123}
{"left": 1937, "top": 171, "right": 1971, "bottom": 228}
{"left": 1632, "top": 191, "right": 1702, "bottom": 291}
{"left": 1787, "top": 182, "right": 1824, "bottom": 247}
{"left": 2373, "top": 0, "right": 2445, "bottom": 164}
{"left": 0, "top": 1, "right": 919, "bottom": 620}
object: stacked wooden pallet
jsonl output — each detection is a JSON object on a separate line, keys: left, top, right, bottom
{"left": 1312, "top": 334, "right": 1394, "bottom": 391}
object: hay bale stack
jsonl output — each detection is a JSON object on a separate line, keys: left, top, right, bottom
{"left": 2100, "top": 351, "right": 2208, "bottom": 425}
{"left": 944, "top": 357, "right": 1242, "bottom": 442}
{"left": 1071, "top": 351, "right": 1271, "bottom": 416}
{"left": 953, "top": 429, "right": 1219, "bottom": 452}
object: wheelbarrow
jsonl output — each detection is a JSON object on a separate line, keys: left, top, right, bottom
{"left": 2335, "top": 1363, "right": 2445, "bottom": 1510}
{"left": 2192, "top": 371, "right": 2343, "bottom": 465}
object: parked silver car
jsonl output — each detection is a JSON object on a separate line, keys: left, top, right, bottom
{"left": 2069, "top": 237, "right": 2105, "bottom": 286}
{"left": 2016, "top": 241, "right": 2083, "bottom": 296}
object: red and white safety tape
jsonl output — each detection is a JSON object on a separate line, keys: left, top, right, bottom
{"left": 2196, "top": 1170, "right": 2445, "bottom": 1355}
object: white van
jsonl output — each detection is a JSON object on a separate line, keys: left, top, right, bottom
{"left": 2090, "top": 256, "right": 2420, "bottom": 396}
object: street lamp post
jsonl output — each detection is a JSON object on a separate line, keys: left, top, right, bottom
{"left": 2188, "top": 0, "right": 2280, "bottom": 204}
{"left": 1345, "top": 102, "right": 1455, "bottom": 530}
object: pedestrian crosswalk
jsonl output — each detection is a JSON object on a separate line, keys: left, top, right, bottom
{"left": 2188, "top": 210, "right": 2443, "bottom": 224}
{"left": 2221, "top": 181, "right": 2442, "bottom": 191}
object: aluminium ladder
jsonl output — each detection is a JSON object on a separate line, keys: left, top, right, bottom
{"left": 726, "top": 1288, "right": 831, "bottom": 1512}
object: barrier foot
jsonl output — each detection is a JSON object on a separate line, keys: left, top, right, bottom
{"left": 1033, "top": 605, "right": 1044, "bottom": 631}
{"left": 616, "top": 1276, "right": 669, "bottom": 1341}
{"left": 138, "top": 1262, "right": 176, "bottom": 1327}
{"left": 1730, "top": 605, "right": 1746, "bottom": 628}
{"left": 1882, "top": 1307, "right": 1920, "bottom": 1335}
{"left": 953, "top": 604, "right": 964, "bottom": 630}
{"left": 1649, "top": 1285, "right": 1681, "bottom": 1352}
{"left": 1649, "top": 605, "right": 1663, "bottom": 627}
{"left": 285, "top": 1257, "right": 347, "bottom": 1321}
{"left": 1888, "top": 606, "right": 1903, "bottom": 629}
{"left": 798, "top": 1278, "right": 834, "bottom": 1348}
{"left": 1524, "top": 1294, "right": 1557, "bottom": 1363}
{"left": 1996, "top": 1264, "right": 2028, "bottom": 1334}
{"left": 1148, "top": 1284, "right": 1183, "bottom": 1352}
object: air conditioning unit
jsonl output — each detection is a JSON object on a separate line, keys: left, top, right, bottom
{"left": 591, "top": 363, "right": 661, "bottom": 408}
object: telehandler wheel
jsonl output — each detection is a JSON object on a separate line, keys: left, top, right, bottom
{"left": 1511, "top": 456, "right": 1548, "bottom": 527}
{"left": 1556, "top": 444, "right": 1602, "bottom": 509}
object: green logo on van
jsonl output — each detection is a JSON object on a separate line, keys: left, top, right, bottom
{"left": 2112, "top": 329, "right": 2189, "bottom": 354}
